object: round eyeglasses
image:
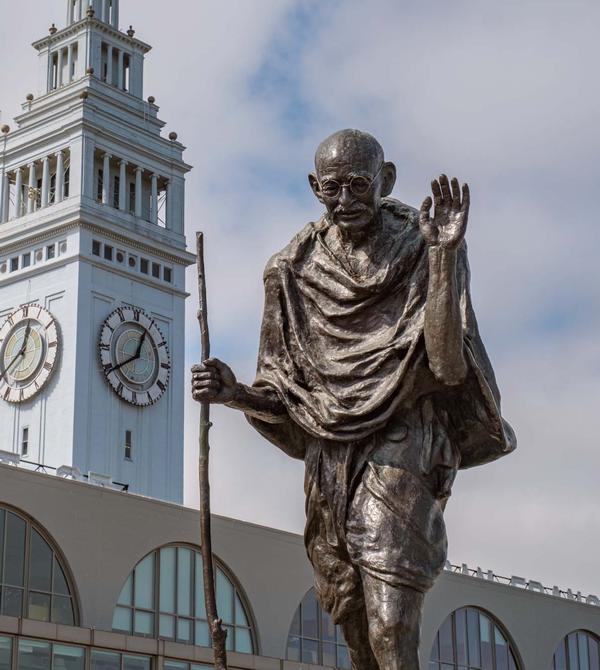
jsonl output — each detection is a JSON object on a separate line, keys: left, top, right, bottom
{"left": 319, "top": 164, "right": 383, "bottom": 199}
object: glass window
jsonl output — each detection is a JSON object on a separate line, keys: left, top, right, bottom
{"left": 18, "top": 640, "right": 51, "bottom": 670}
{"left": 151, "top": 263, "right": 160, "bottom": 279}
{"left": 22, "top": 254, "right": 31, "bottom": 269}
{"left": 92, "top": 240, "right": 101, "bottom": 256}
{"left": 429, "top": 607, "right": 521, "bottom": 670}
{"left": 286, "top": 588, "right": 350, "bottom": 669}
{"left": 0, "top": 637, "right": 12, "bottom": 670}
{"left": 112, "top": 546, "right": 255, "bottom": 654}
{"left": 163, "top": 268, "right": 172, "bottom": 283}
{"left": 53, "top": 645, "right": 84, "bottom": 670}
{"left": 0, "top": 507, "right": 77, "bottom": 624}
{"left": 551, "top": 631, "right": 600, "bottom": 670}
{"left": 103, "top": 245, "right": 113, "bottom": 262}
{"left": 140, "top": 259, "right": 149, "bottom": 275}
{"left": 46, "top": 245, "right": 55, "bottom": 260}
{"left": 10, "top": 258, "right": 18, "bottom": 272}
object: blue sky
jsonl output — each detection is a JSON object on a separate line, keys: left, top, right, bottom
{"left": 1, "top": 0, "right": 600, "bottom": 596}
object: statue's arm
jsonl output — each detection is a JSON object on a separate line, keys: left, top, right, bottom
{"left": 419, "top": 175, "right": 469, "bottom": 385}
{"left": 191, "top": 359, "right": 287, "bottom": 423}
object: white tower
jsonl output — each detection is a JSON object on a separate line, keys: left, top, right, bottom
{"left": 0, "top": 0, "right": 194, "bottom": 502}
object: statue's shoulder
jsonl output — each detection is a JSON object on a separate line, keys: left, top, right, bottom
{"left": 263, "top": 219, "right": 324, "bottom": 280}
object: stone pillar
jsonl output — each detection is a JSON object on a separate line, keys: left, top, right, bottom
{"left": 134, "top": 166, "right": 143, "bottom": 217}
{"left": 118, "top": 160, "right": 127, "bottom": 211}
{"left": 117, "top": 50, "right": 124, "bottom": 90}
{"left": 150, "top": 174, "right": 158, "bottom": 224}
{"left": 67, "top": 44, "right": 74, "bottom": 84}
{"left": 0, "top": 173, "right": 9, "bottom": 223}
{"left": 165, "top": 179, "right": 172, "bottom": 230}
{"left": 106, "top": 45, "right": 113, "bottom": 85}
{"left": 14, "top": 168, "right": 23, "bottom": 218}
{"left": 41, "top": 157, "right": 51, "bottom": 207}
{"left": 102, "top": 153, "right": 111, "bottom": 205}
{"left": 57, "top": 48, "right": 64, "bottom": 88}
{"left": 27, "top": 163, "right": 36, "bottom": 214}
{"left": 112, "top": 0, "right": 119, "bottom": 28}
{"left": 102, "top": 0, "right": 110, "bottom": 23}
{"left": 55, "top": 151, "right": 65, "bottom": 203}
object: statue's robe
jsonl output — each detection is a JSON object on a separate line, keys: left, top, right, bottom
{"left": 247, "top": 198, "right": 516, "bottom": 621}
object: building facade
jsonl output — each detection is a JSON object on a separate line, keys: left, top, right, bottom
{"left": 0, "top": 0, "right": 194, "bottom": 503}
{"left": 0, "top": 464, "right": 599, "bottom": 670}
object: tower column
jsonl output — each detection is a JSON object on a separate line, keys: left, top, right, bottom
{"left": 106, "top": 45, "right": 113, "bottom": 85}
{"left": 134, "top": 166, "right": 143, "bottom": 217}
{"left": 55, "top": 151, "right": 65, "bottom": 203}
{"left": 67, "top": 44, "right": 74, "bottom": 84}
{"left": 27, "top": 163, "right": 37, "bottom": 214}
{"left": 102, "top": 0, "right": 110, "bottom": 23}
{"left": 14, "top": 168, "right": 23, "bottom": 218}
{"left": 0, "top": 173, "right": 9, "bottom": 223}
{"left": 165, "top": 179, "right": 172, "bottom": 230}
{"left": 102, "top": 153, "right": 111, "bottom": 205}
{"left": 41, "top": 157, "right": 51, "bottom": 207}
{"left": 150, "top": 174, "right": 158, "bottom": 224}
{"left": 118, "top": 160, "right": 127, "bottom": 211}
{"left": 57, "top": 48, "right": 64, "bottom": 88}
{"left": 117, "top": 50, "right": 124, "bottom": 90}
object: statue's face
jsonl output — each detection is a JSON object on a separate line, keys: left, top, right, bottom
{"left": 309, "top": 133, "right": 396, "bottom": 237}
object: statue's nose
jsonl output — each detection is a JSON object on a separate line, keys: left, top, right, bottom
{"left": 339, "top": 184, "right": 354, "bottom": 206}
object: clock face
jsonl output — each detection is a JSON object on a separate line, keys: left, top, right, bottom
{"left": 99, "top": 306, "right": 170, "bottom": 406}
{"left": 0, "top": 305, "right": 60, "bottom": 403}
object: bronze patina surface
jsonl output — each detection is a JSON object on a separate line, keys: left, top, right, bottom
{"left": 192, "top": 129, "right": 515, "bottom": 669}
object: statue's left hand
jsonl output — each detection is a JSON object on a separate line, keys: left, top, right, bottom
{"left": 419, "top": 174, "right": 469, "bottom": 249}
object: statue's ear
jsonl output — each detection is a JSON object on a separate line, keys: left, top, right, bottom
{"left": 380, "top": 162, "right": 397, "bottom": 197}
{"left": 308, "top": 173, "right": 324, "bottom": 203}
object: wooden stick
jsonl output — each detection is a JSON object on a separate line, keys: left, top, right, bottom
{"left": 196, "top": 232, "right": 228, "bottom": 670}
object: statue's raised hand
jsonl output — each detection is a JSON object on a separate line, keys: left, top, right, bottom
{"left": 419, "top": 174, "right": 469, "bottom": 249}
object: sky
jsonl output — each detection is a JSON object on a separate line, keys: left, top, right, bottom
{"left": 1, "top": 0, "right": 599, "bottom": 597}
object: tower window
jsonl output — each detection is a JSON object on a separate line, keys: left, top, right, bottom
{"left": 152, "top": 263, "right": 160, "bottom": 279}
{"left": 64, "top": 167, "right": 70, "bottom": 198}
{"left": 46, "top": 245, "right": 56, "bottom": 260}
{"left": 92, "top": 240, "right": 101, "bottom": 256}
{"left": 140, "top": 258, "right": 149, "bottom": 274}
{"left": 97, "top": 169, "right": 104, "bottom": 202}
{"left": 163, "top": 267, "right": 172, "bottom": 283}
{"left": 10, "top": 257, "right": 19, "bottom": 272}
{"left": 104, "top": 245, "right": 114, "bottom": 261}
{"left": 21, "top": 427, "right": 29, "bottom": 457}
{"left": 22, "top": 253, "right": 31, "bottom": 268}
{"left": 129, "top": 182, "right": 136, "bottom": 213}
{"left": 124, "top": 431, "right": 132, "bottom": 460}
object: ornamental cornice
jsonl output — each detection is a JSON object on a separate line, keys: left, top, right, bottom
{"left": 0, "top": 219, "right": 195, "bottom": 267}
{"left": 32, "top": 18, "right": 152, "bottom": 53}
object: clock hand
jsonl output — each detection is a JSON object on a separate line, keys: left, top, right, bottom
{"left": 108, "top": 331, "right": 147, "bottom": 373}
{"left": 0, "top": 323, "right": 32, "bottom": 383}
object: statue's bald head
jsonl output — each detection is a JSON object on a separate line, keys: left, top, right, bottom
{"left": 314, "top": 129, "right": 384, "bottom": 177}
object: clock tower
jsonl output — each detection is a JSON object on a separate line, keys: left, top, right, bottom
{"left": 0, "top": 0, "right": 194, "bottom": 503}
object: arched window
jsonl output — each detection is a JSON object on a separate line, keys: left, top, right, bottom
{"left": 0, "top": 505, "right": 77, "bottom": 624}
{"left": 112, "top": 545, "right": 256, "bottom": 654}
{"left": 429, "top": 607, "right": 520, "bottom": 670}
{"left": 551, "top": 631, "right": 600, "bottom": 669}
{"left": 286, "top": 588, "right": 350, "bottom": 669}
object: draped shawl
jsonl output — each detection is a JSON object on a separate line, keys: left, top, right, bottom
{"left": 250, "top": 198, "right": 516, "bottom": 469}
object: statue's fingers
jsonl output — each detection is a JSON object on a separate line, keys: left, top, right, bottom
{"left": 191, "top": 363, "right": 206, "bottom": 373}
{"left": 450, "top": 177, "right": 461, "bottom": 209}
{"left": 419, "top": 196, "right": 432, "bottom": 223}
{"left": 192, "top": 371, "right": 215, "bottom": 381}
{"left": 439, "top": 174, "right": 451, "bottom": 205}
{"left": 461, "top": 183, "right": 470, "bottom": 213}
{"left": 431, "top": 179, "right": 442, "bottom": 207}
{"left": 193, "top": 379, "right": 220, "bottom": 391}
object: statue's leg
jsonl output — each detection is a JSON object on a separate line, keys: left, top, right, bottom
{"left": 361, "top": 572, "right": 423, "bottom": 670}
{"left": 340, "top": 603, "right": 380, "bottom": 670}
